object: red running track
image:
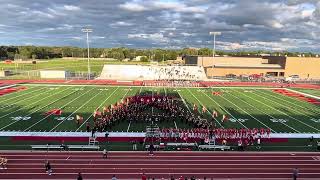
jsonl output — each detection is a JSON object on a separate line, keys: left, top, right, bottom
{"left": 0, "top": 151, "right": 320, "bottom": 179}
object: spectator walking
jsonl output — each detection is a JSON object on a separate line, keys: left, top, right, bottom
{"left": 149, "top": 144, "right": 154, "bottom": 155}
{"left": 77, "top": 172, "right": 83, "bottom": 180}
{"left": 103, "top": 149, "right": 108, "bottom": 159}
{"left": 111, "top": 175, "right": 117, "bottom": 180}
{"left": 142, "top": 173, "right": 147, "bottom": 180}
{"left": 45, "top": 160, "right": 52, "bottom": 175}
{"left": 293, "top": 168, "right": 299, "bottom": 180}
{"left": 133, "top": 140, "right": 137, "bottom": 151}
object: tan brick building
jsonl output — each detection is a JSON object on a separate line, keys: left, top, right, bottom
{"left": 184, "top": 56, "right": 320, "bottom": 79}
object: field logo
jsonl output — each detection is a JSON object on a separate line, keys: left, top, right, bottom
{"left": 54, "top": 117, "right": 75, "bottom": 121}
{"left": 10, "top": 116, "right": 31, "bottom": 121}
{"left": 229, "top": 118, "right": 248, "bottom": 123}
{"left": 270, "top": 118, "right": 288, "bottom": 123}
{"left": 311, "top": 118, "right": 320, "bottom": 123}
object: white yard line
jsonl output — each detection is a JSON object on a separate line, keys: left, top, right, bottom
{"left": 0, "top": 87, "right": 66, "bottom": 120}
{"left": 286, "top": 88, "right": 320, "bottom": 100}
{"left": 185, "top": 88, "right": 223, "bottom": 128}
{"left": 0, "top": 87, "right": 47, "bottom": 110}
{"left": 25, "top": 86, "right": 91, "bottom": 132}
{"left": 0, "top": 87, "right": 74, "bottom": 131}
{"left": 232, "top": 89, "right": 301, "bottom": 133}
{"left": 49, "top": 88, "right": 104, "bottom": 132}
{"left": 0, "top": 86, "right": 39, "bottom": 103}
{"left": 214, "top": 87, "right": 276, "bottom": 132}
{"left": 174, "top": 121, "right": 178, "bottom": 129}
{"left": 249, "top": 90, "right": 320, "bottom": 132}
{"left": 256, "top": 89, "right": 320, "bottom": 116}
{"left": 75, "top": 87, "right": 119, "bottom": 131}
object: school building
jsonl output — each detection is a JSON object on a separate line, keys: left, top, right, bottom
{"left": 184, "top": 56, "right": 320, "bottom": 79}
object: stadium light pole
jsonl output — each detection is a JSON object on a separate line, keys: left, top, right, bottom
{"left": 82, "top": 27, "right": 93, "bottom": 80}
{"left": 209, "top": 32, "right": 221, "bottom": 58}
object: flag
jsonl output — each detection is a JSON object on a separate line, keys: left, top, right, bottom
{"left": 202, "top": 106, "right": 207, "bottom": 113}
{"left": 193, "top": 104, "right": 198, "bottom": 112}
{"left": 44, "top": 109, "right": 62, "bottom": 116}
{"left": 222, "top": 114, "right": 228, "bottom": 122}
{"left": 76, "top": 115, "right": 83, "bottom": 124}
{"left": 212, "top": 110, "right": 218, "bottom": 118}
{"left": 103, "top": 106, "right": 109, "bottom": 113}
{"left": 93, "top": 109, "right": 101, "bottom": 118}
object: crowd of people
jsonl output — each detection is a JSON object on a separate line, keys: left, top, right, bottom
{"left": 159, "top": 127, "right": 271, "bottom": 142}
{"left": 148, "top": 66, "right": 205, "bottom": 81}
{"left": 0, "top": 156, "right": 8, "bottom": 169}
{"left": 87, "top": 95, "right": 192, "bottom": 133}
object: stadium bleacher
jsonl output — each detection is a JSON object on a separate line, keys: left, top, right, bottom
{"left": 97, "top": 65, "right": 207, "bottom": 81}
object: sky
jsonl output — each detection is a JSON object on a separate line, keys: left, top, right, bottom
{"left": 0, "top": 0, "right": 319, "bottom": 52}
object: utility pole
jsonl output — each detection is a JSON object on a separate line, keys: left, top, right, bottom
{"left": 82, "top": 27, "right": 93, "bottom": 80}
{"left": 209, "top": 32, "right": 221, "bottom": 58}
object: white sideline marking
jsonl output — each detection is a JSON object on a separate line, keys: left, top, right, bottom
{"left": 75, "top": 87, "right": 119, "bottom": 131}
{"left": 233, "top": 88, "right": 300, "bottom": 133}
{"left": 258, "top": 89, "right": 320, "bottom": 115}
{"left": 286, "top": 88, "right": 320, "bottom": 100}
{"left": 249, "top": 89, "right": 320, "bottom": 132}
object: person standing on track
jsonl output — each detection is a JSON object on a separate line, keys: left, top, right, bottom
{"left": 111, "top": 175, "right": 117, "bottom": 180}
{"left": 149, "top": 144, "right": 154, "bottom": 156}
{"left": 141, "top": 173, "right": 147, "bottom": 180}
{"left": 293, "top": 168, "right": 299, "bottom": 180}
{"left": 103, "top": 148, "right": 108, "bottom": 159}
{"left": 77, "top": 172, "right": 83, "bottom": 180}
{"left": 45, "top": 160, "right": 52, "bottom": 175}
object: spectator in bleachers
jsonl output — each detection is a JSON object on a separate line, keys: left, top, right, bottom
{"left": 111, "top": 175, "right": 117, "bottom": 180}
{"left": 293, "top": 168, "right": 299, "bottom": 180}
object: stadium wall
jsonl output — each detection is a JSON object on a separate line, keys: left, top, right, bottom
{"left": 285, "top": 57, "right": 320, "bottom": 78}
{"left": 186, "top": 56, "right": 320, "bottom": 78}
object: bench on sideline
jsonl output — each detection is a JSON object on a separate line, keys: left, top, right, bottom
{"left": 31, "top": 145, "right": 100, "bottom": 151}
{"left": 31, "top": 145, "right": 63, "bottom": 151}
{"left": 198, "top": 145, "right": 231, "bottom": 150}
{"left": 68, "top": 145, "right": 100, "bottom": 151}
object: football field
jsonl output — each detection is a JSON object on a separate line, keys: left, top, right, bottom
{"left": 0, "top": 84, "right": 319, "bottom": 133}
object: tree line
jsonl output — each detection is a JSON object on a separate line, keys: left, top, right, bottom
{"left": 0, "top": 46, "right": 318, "bottom": 62}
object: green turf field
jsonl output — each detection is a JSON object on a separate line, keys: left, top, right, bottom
{"left": 291, "top": 88, "right": 320, "bottom": 97}
{"left": 0, "top": 84, "right": 319, "bottom": 133}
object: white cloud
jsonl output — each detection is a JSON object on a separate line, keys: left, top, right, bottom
{"left": 119, "top": 2, "right": 147, "bottom": 12}
{"left": 119, "top": 1, "right": 206, "bottom": 13}
{"left": 110, "top": 21, "right": 133, "bottom": 27}
{"left": 63, "top": 5, "right": 80, "bottom": 11}
{"left": 128, "top": 33, "right": 168, "bottom": 42}
{"left": 181, "top": 32, "right": 195, "bottom": 37}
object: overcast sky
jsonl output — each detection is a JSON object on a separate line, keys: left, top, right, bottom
{"left": 0, "top": 0, "right": 319, "bottom": 52}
